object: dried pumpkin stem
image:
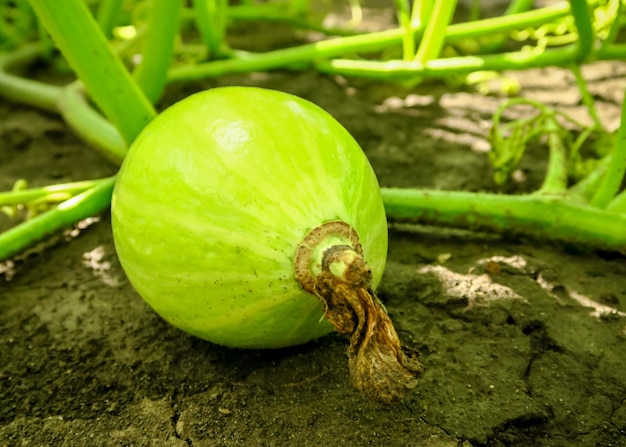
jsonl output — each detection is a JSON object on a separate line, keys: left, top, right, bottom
{"left": 294, "top": 221, "right": 422, "bottom": 403}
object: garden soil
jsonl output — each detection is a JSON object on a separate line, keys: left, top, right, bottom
{"left": 2, "top": 18, "right": 626, "bottom": 447}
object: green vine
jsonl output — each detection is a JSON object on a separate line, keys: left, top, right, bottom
{"left": 0, "top": 0, "right": 624, "bottom": 259}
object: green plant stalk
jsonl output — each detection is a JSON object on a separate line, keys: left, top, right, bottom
{"left": 411, "top": 0, "right": 432, "bottom": 27}
{"left": 0, "top": 43, "right": 126, "bottom": 161}
{"left": 28, "top": 0, "right": 156, "bottom": 145}
{"left": 96, "top": 0, "right": 124, "bottom": 39}
{"left": 57, "top": 82, "right": 127, "bottom": 163}
{"left": 537, "top": 120, "right": 568, "bottom": 194}
{"left": 193, "top": 0, "right": 229, "bottom": 59}
{"left": 0, "top": 0, "right": 623, "bottom": 262}
{"left": 168, "top": 2, "right": 570, "bottom": 81}
{"left": 2, "top": 0, "right": 149, "bottom": 262}
{"left": 570, "top": 64, "right": 604, "bottom": 131}
{"left": 393, "top": 0, "right": 414, "bottom": 60}
{"left": 0, "top": 177, "right": 116, "bottom": 262}
{"left": 568, "top": 0, "right": 594, "bottom": 62}
{"left": 598, "top": 43, "right": 626, "bottom": 59}
{"left": 315, "top": 45, "right": 579, "bottom": 80}
{"left": 413, "top": 0, "right": 457, "bottom": 62}
{"left": 591, "top": 85, "right": 626, "bottom": 208}
{"left": 0, "top": 43, "right": 59, "bottom": 112}
{"left": 133, "top": 0, "right": 182, "bottom": 104}
{"left": 0, "top": 180, "right": 101, "bottom": 206}
{"left": 381, "top": 188, "right": 626, "bottom": 252}
{"left": 168, "top": 25, "right": 425, "bottom": 81}
{"left": 446, "top": 2, "right": 569, "bottom": 42}
{"left": 467, "top": 0, "right": 480, "bottom": 21}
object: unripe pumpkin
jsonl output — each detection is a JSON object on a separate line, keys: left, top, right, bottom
{"left": 112, "top": 87, "right": 421, "bottom": 403}
{"left": 111, "top": 86, "right": 388, "bottom": 349}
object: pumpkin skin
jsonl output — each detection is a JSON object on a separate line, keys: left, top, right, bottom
{"left": 111, "top": 86, "right": 387, "bottom": 348}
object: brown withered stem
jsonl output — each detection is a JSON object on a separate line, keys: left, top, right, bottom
{"left": 294, "top": 221, "right": 422, "bottom": 404}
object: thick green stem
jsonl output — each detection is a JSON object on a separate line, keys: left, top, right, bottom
{"left": 316, "top": 45, "right": 578, "bottom": 80}
{"left": 598, "top": 43, "right": 626, "bottom": 60}
{"left": 591, "top": 85, "right": 626, "bottom": 208}
{"left": 0, "top": 45, "right": 125, "bottom": 162}
{"left": 413, "top": 0, "right": 457, "bottom": 63}
{"left": 0, "top": 177, "right": 115, "bottom": 262}
{"left": 133, "top": 0, "right": 182, "bottom": 104}
{"left": 570, "top": 64, "right": 604, "bottom": 131}
{"left": 28, "top": 0, "right": 156, "bottom": 145}
{"left": 0, "top": 43, "right": 60, "bottom": 112}
{"left": 0, "top": 46, "right": 125, "bottom": 163}
{"left": 169, "top": 26, "right": 423, "bottom": 81}
{"left": 169, "top": 3, "right": 570, "bottom": 81}
{"left": 57, "top": 82, "right": 126, "bottom": 163}
{"left": 569, "top": 0, "right": 594, "bottom": 62}
{"left": 381, "top": 188, "right": 626, "bottom": 252}
{"left": 444, "top": 2, "right": 569, "bottom": 42}
{"left": 193, "top": 0, "right": 229, "bottom": 59}
{"left": 413, "top": 0, "right": 433, "bottom": 27}
{"left": 393, "top": 0, "right": 414, "bottom": 60}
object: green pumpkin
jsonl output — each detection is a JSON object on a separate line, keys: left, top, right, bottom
{"left": 111, "top": 86, "right": 387, "bottom": 348}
